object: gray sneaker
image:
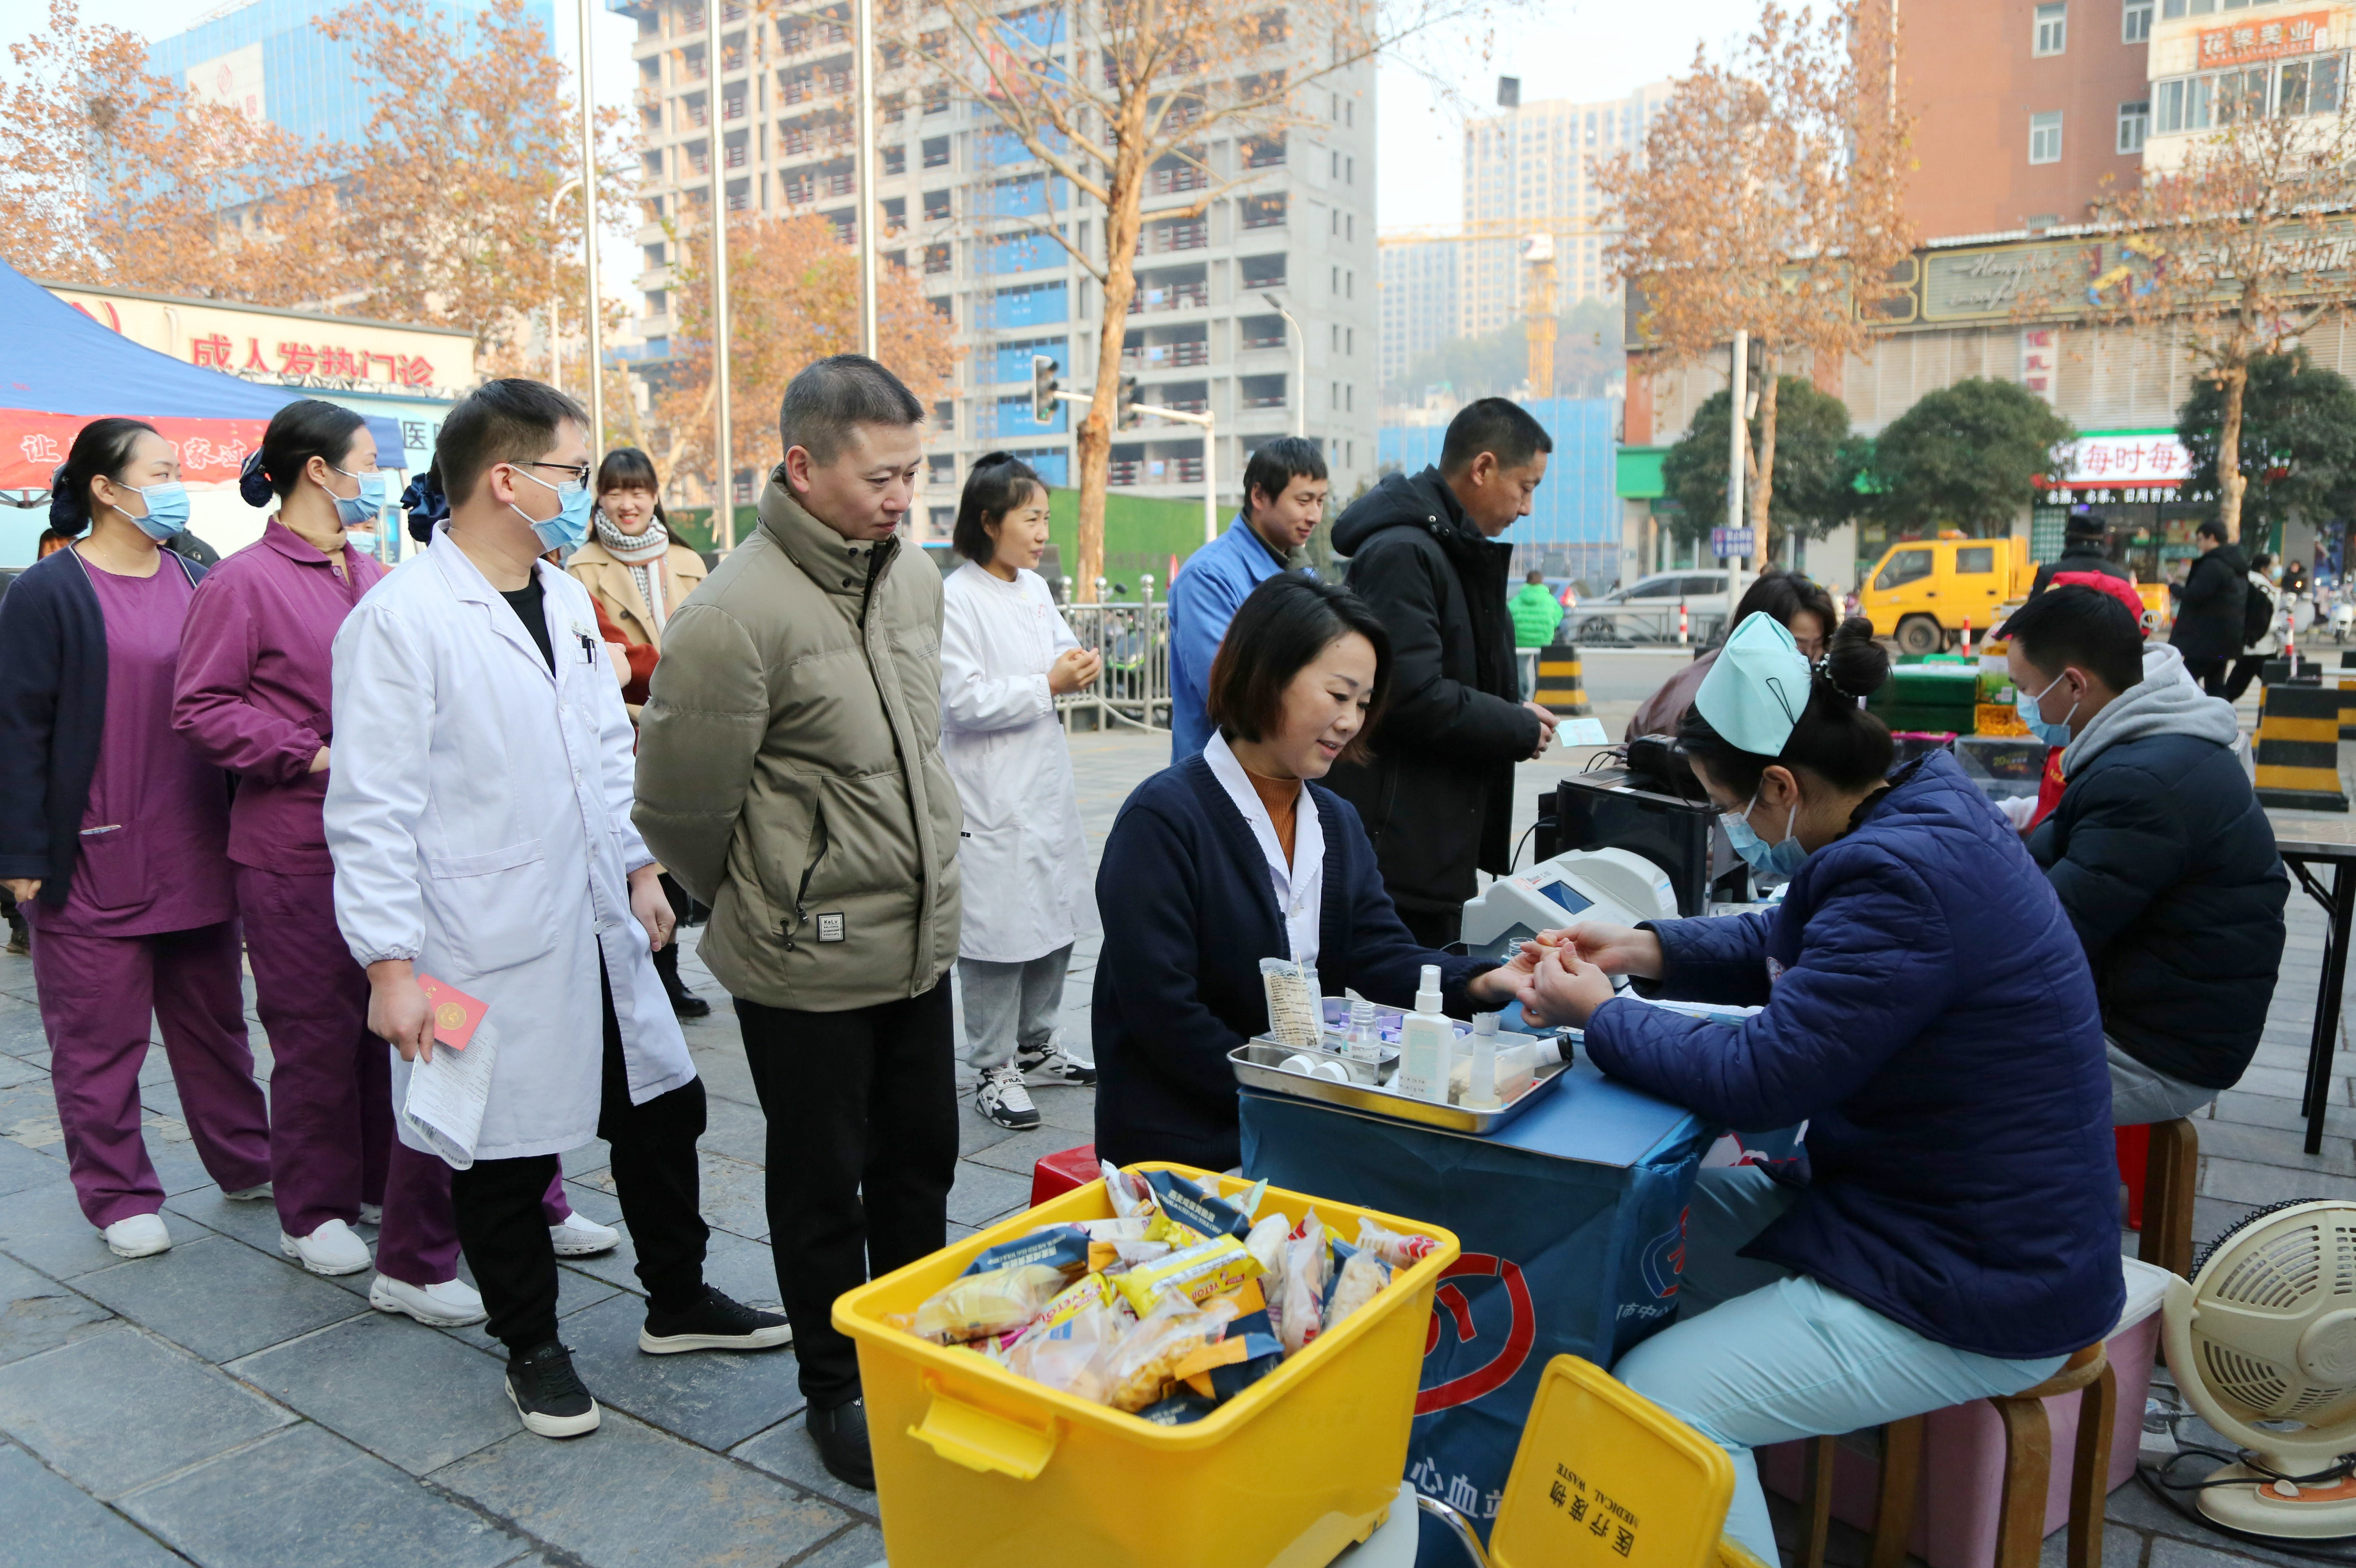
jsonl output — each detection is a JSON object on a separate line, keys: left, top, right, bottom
{"left": 977, "top": 1063, "right": 1040, "bottom": 1129}
{"left": 1017, "top": 1036, "right": 1097, "bottom": 1087}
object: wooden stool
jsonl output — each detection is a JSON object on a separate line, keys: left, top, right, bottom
{"left": 1795, "top": 1344, "right": 2115, "bottom": 1568}
{"left": 2139, "top": 1118, "right": 2199, "bottom": 1279}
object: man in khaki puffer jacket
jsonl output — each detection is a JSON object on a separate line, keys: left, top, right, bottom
{"left": 633, "top": 355, "right": 958, "bottom": 1491}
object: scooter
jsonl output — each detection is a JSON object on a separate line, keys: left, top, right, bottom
{"left": 2333, "top": 598, "right": 2354, "bottom": 644}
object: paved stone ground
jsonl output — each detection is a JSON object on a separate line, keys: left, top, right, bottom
{"left": 2, "top": 710, "right": 2353, "bottom": 1567}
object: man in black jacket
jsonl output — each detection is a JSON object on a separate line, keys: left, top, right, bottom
{"left": 1325, "top": 399, "right": 1559, "bottom": 946}
{"left": 2007, "top": 586, "right": 2287, "bottom": 1123}
{"left": 2169, "top": 519, "right": 2249, "bottom": 696}
{"left": 2027, "top": 511, "right": 2131, "bottom": 599}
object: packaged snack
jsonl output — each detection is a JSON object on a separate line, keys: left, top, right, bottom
{"left": 908, "top": 1263, "right": 1068, "bottom": 1344}
{"left": 1244, "top": 1212, "right": 1290, "bottom": 1343}
{"left": 1134, "top": 1392, "right": 1221, "bottom": 1426}
{"left": 1210, "top": 1275, "right": 1274, "bottom": 1340}
{"left": 1174, "top": 1331, "right": 1286, "bottom": 1402}
{"left": 1110, "top": 1233, "right": 1264, "bottom": 1317}
{"left": 1075, "top": 1217, "right": 1154, "bottom": 1242}
{"left": 1323, "top": 1249, "right": 1391, "bottom": 1331}
{"left": 961, "top": 1224, "right": 1092, "bottom": 1279}
{"left": 1101, "top": 1162, "right": 1154, "bottom": 1219}
{"left": 1354, "top": 1217, "right": 1441, "bottom": 1270}
{"left": 1146, "top": 1169, "right": 1254, "bottom": 1241}
{"left": 1279, "top": 1213, "right": 1328, "bottom": 1355}
{"left": 1105, "top": 1294, "right": 1238, "bottom": 1413}
{"left": 1088, "top": 1238, "right": 1173, "bottom": 1274}
{"left": 1006, "top": 1299, "right": 1125, "bottom": 1403}
{"left": 1144, "top": 1209, "right": 1207, "bottom": 1250}
{"left": 1260, "top": 956, "right": 1321, "bottom": 1049}
{"left": 1018, "top": 1271, "right": 1114, "bottom": 1340}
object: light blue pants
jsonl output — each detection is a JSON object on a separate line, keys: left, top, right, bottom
{"left": 1613, "top": 1166, "right": 2066, "bottom": 1559}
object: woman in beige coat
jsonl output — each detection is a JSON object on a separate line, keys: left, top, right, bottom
{"left": 568, "top": 447, "right": 712, "bottom": 1018}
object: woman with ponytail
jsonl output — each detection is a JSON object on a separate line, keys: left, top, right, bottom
{"left": 0, "top": 418, "right": 272, "bottom": 1262}
{"left": 1515, "top": 613, "right": 2122, "bottom": 1563}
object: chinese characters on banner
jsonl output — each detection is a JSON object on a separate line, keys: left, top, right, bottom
{"left": 2199, "top": 11, "right": 2331, "bottom": 67}
{"left": 2048, "top": 433, "right": 2197, "bottom": 491}
{"left": 6, "top": 413, "right": 269, "bottom": 489}
{"left": 187, "top": 333, "right": 436, "bottom": 389}
{"left": 2019, "top": 327, "right": 2058, "bottom": 404}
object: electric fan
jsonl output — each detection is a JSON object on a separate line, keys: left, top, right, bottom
{"left": 2161, "top": 1198, "right": 2356, "bottom": 1538}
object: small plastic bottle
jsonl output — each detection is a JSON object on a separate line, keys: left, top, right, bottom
{"left": 1463, "top": 1012, "right": 1503, "bottom": 1112}
{"left": 1348, "top": 996, "right": 1383, "bottom": 1073}
{"left": 1395, "top": 965, "right": 1453, "bottom": 1104}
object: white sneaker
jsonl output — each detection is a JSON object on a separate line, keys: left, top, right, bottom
{"left": 1017, "top": 1035, "right": 1098, "bottom": 1087}
{"left": 358, "top": 1202, "right": 383, "bottom": 1225}
{"left": 222, "top": 1184, "right": 273, "bottom": 1201}
{"left": 549, "top": 1215, "right": 621, "bottom": 1257}
{"left": 280, "top": 1218, "right": 373, "bottom": 1276}
{"left": 977, "top": 1063, "right": 1041, "bottom": 1129}
{"left": 370, "top": 1273, "right": 488, "bottom": 1326}
{"left": 101, "top": 1212, "right": 171, "bottom": 1259}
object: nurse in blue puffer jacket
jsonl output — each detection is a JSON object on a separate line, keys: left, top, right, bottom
{"left": 1517, "top": 612, "right": 2122, "bottom": 1561}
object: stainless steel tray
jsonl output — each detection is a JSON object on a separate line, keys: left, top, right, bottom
{"left": 1229, "top": 1039, "right": 1572, "bottom": 1136}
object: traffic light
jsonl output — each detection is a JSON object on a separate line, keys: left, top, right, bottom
{"left": 1030, "top": 354, "right": 1059, "bottom": 423}
{"left": 1115, "top": 373, "right": 1140, "bottom": 431}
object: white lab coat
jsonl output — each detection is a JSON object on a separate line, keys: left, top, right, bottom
{"left": 325, "top": 527, "right": 694, "bottom": 1162}
{"left": 938, "top": 561, "right": 1099, "bottom": 964}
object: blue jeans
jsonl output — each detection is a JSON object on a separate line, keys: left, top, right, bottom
{"left": 1614, "top": 1166, "right": 2066, "bottom": 1558}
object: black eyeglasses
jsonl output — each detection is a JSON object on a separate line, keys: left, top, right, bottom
{"left": 516, "top": 460, "right": 594, "bottom": 488}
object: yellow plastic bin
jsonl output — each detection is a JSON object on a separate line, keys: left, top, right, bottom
{"left": 834, "top": 1161, "right": 1461, "bottom": 1568}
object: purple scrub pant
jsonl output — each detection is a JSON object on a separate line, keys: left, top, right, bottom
{"left": 235, "top": 867, "right": 574, "bottom": 1287}
{"left": 32, "top": 919, "right": 272, "bottom": 1229}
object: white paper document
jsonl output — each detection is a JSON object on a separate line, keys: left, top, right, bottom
{"left": 400, "top": 1017, "right": 500, "bottom": 1169}
{"left": 1556, "top": 717, "right": 1610, "bottom": 748}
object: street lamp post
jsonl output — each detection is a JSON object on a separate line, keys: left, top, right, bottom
{"left": 547, "top": 175, "right": 581, "bottom": 391}
{"left": 1727, "top": 328, "right": 1748, "bottom": 613}
{"left": 703, "top": 0, "right": 736, "bottom": 548}
{"left": 577, "top": 0, "right": 605, "bottom": 452}
{"left": 1142, "top": 405, "right": 1218, "bottom": 546}
{"left": 1260, "top": 291, "right": 1305, "bottom": 439}
{"left": 854, "top": 0, "right": 878, "bottom": 357}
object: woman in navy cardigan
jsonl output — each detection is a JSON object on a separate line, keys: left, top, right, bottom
{"left": 1092, "top": 574, "right": 1527, "bottom": 1171}
{"left": 1515, "top": 613, "right": 2122, "bottom": 1561}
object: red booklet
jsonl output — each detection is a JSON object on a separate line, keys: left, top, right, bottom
{"left": 415, "top": 975, "right": 489, "bottom": 1052}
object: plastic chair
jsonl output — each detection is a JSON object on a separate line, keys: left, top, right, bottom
{"left": 1416, "top": 1354, "right": 1774, "bottom": 1568}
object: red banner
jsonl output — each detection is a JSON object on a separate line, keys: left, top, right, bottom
{"left": 2198, "top": 10, "right": 2332, "bottom": 67}
{"left": 0, "top": 411, "right": 269, "bottom": 490}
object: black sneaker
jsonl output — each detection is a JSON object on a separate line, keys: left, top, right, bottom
{"left": 668, "top": 988, "right": 712, "bottom": 1019}
{"left": 976, "top": 1063, "right": 1041, "bottom": 1130}
{"left": 638, "top": 1286, "right": 793, "bottom": 1354}
{"left": 1017, "top": 1036, "right": 1097, "bottom": 1087}
{"left": 808, "top": 1397, "right": 875, "bottom": 1490}
{"left": 506, "top": 1341, "right": 600, "bottom": 1438}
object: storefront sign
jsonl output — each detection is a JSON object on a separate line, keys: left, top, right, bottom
{"left": 2046, "top": 432, "right": 2196, "bottom": 490}
{"left": 43, "top": 282, "right": 474, "bottom": 399}
{"left": 2020, "top": 327, "right": 2059, "bottom": 402}
{"left": 2198, "top": 11, "right": 2332, "bottom": 67}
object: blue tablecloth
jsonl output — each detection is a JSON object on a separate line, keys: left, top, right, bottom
{"left": 1239, "top": 1061, "right": 1711, "bottom": 1548}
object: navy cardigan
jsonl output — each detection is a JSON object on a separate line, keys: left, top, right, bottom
{"left": 0, "top": 546, "right": 205, "bottom": 907}
{"left": 1584, "top": 753, "right": 2124, "bottom": 1361}
{"left": 1092, "top": 753, "right": 1497, "bottom": 1172}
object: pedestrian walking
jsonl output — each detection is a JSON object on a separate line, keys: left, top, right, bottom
{"left": 330, "top": 380, "right": 786, "bottom": 1441}
{"left": 2169, "top": 518, "right": 2249, "bottom": 696}
{"left": 1507, "top": 569, "right": 1564, "bottom": 699}
{"left": 940, "top": 453, "right": 1102, "bottom": 1131}
{"left": 0, "top": 418, "right": 272, "bottom": 1259}
{"left": 2222, "top": 552, "right": 2284, "bottom": 703}
{"left": 635, "top": 355, "right": 961, "bottom": 1490}
{"left": 565, "top": 446, "right": 712, "bottom": 1019}
{"left": 1324, "top": 399, "right": 1560, "bottom": 948}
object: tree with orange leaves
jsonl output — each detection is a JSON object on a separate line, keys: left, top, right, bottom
{"left": 1596, "top": 2, "right": 1913, "bottom": 557}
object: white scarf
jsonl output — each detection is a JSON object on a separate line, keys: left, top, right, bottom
{"left": 594, "top": 513, "right": 671, "bottom": 633}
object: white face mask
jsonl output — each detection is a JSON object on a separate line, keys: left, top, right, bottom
{"left": 344, "top": 529, "right": 379, "bottom": 558}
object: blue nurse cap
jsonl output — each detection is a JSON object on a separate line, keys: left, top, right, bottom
{"left": 1693, "top": 611, "right": 1813, "bottom": 756}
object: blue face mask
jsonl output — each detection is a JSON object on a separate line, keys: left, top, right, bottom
{"left": 2014, "top": 671, "right": 2078, "bottom": 749}
{"left": 327, "top": 465, "right": 391, "bottom": 529}
{"left": 1722, "top": 788, "right": 1810, "bottom": 882}
{"left": 510, "top": 465, "right": 592, "bottom": 554}
{"left": 112, "top": 480, "right": 190, "bottom": 540}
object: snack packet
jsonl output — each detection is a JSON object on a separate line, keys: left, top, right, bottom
{"left": 1105, "top": 1294, "right": 1238, "bottom": 1413}
{"left": 1279, "top": 1213, "right": 1328, "bottom": 1355}
{"left": 1244, "top": 1212, "right": 1290, "bottom": 1344}
{"left": 962, "top": 1224, "right": 1092, "bottom": 1278}
{"left": 1015, "top": 1271, "right": 1114, "bottom": 1342}
{"left": 1260, "top": 957, "right": 1320, "bottom": 1049}
{"left": 1101, "top": 1162, "right": 1154, "bottom": 1219}
{"left": 907, "top": 1263, "right": 1068, "bottom": 1344}
{"left": 1323, "top": 1249, "right": 1391, "bottom": 1331}
{"left": 1213, "top": 1275, "right": 1275, "bottom": 1340}
{"left": 1134, "top": 1392, "right": 1221, "bottom": 1426}
{"left": 1110, "top": 1233, "right": 1264, "bottom": 1317}
{"left": 1354, "top": 1217, "right": 1441, "bottom": 1270}
{"left": 1146, "top": 1169, "right": 1255, "bottom": 1241}
{"left": 1173, "top": 1331, "right": 1286, "bottom": 1402}
{"left": 1006, "top": 1299, "right": 1125, "bottom": 1403}
{"left": 1076, "top": 1217, "right": 1155, "bottom": 1242}
{"left": 1089, "top": 1238, "right": 1173, "bottom": 1274}
{"left": 1144, "top": 1208, "right": 1207, "bottom": 1250}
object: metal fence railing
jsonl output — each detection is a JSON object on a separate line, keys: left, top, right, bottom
{"left": 1058, "top": 599, "right": 1170, "bottom": 734}
{"left": 1563, "top": 602, "right": 1730, "bottom": 648}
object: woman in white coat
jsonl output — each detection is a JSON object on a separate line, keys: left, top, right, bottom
{"left": 941, "top": 454, "right": 1103, "bottom": 1129}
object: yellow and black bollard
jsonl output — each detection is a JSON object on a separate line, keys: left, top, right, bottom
{"left": 2338, "top": 651, "right": 2356, "bottom": 740}
{"left": 2253, "top": 672, "right": 2349, "bottom": 811}
{"left": 1532, "top": 643, "right": 1591, "bottom": 717}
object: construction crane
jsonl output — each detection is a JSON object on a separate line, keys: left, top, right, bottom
{"left": 1380, "top": 217, "right": 1613, "bottom": 396}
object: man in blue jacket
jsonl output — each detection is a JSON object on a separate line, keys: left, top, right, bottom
{"left": 2007, "top": 585, "right": 2289, "bottom": 1123}
{"left": 1166, "top": 436, "right": 1326, "bottom": 759}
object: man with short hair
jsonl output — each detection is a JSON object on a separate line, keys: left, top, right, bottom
{"left": 2170, "top": 517, "right": 2249, "bottom": 696}
{"left": 2027, "top": 510, "right": 2131, "bottom": 599}
{"left": 1326, "top": 398, "right": 1560, "bottom": 948}
{"left": 1167, "top": 435, "right": 1328, "bottom": 759}
{"left": 330, "top": 378, "right": 787, "bottom": 1444}
{"left": 634, "top": 355, "right": 961, "bottom": 1491}
{"left": 2006, "top": 584, "right": 2288, "bottom": 1123}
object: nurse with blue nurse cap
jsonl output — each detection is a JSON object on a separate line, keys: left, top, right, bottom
{"left": 1508, "top": 610, "right": 2124, "bottom": 1560}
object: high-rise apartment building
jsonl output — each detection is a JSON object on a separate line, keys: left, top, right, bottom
{"left": 1378, "top": 238, "right": 1458, "bottom": 393}
{"left": 1458, "top": 82, "right": 1674, "bottom": 339}
{"left": 615, "top": 0, "right": 1379, "bottom": 531}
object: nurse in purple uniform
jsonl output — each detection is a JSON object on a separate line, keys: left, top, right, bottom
{"left": 0, "top": 418, "right": 272, "bottom": 1258}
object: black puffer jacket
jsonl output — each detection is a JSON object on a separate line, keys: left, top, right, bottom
{"left": 2027, "top": 646, "right": 2288, "bottom": 1091}
{"left": 1324, "top": 467, "right": 1540, "bottom": 913}
{"left": 2028, "top": 542, "right": 2131, "bottom": 598}
{"left": 2169, "top": 543, "right": 2249, "bottom": 667}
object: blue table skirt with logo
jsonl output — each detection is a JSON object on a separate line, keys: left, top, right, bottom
{"left": 1238, "top": 1059, "right": 1714, "bottom": 1550}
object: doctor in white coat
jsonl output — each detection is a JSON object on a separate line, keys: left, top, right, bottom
{"left": 940, "top": 454, "right": 1103, "bottom": 1130}
{"left": 328, "top": 379, "right": 787, "bottom": 1441}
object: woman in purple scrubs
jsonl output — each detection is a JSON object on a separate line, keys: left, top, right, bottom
{"left": 0, "top": 418, "right": 272, "bottom": 1259}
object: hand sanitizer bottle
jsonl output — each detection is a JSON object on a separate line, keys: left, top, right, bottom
{"left": 1395, "top": 965, "right": 1453, "bottom": 1104}
{"left": 1463, "top": 1012, "right": 1503, "bottom": 1112}
{"left": 1348, "top": 996, "right": 1383, "bottom": 1077}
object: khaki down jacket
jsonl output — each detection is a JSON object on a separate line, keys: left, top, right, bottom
{"left": 632, "top": 478, "right": 961, "bottom": 1012}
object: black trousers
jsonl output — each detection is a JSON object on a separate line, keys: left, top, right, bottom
{"left": 735, "top": 979, "right": 957, "bottom": 1407}
{"left": 2182, "top": 654, "right": 2232, "bottom": 697}
{"left": 1394, "top": 902, "right": 1464, "bottom": 950}
{"left": 2223, "top": 654, "right": 2270, "bottom": 703}
{"left": 450, "top": 961, "right": 709, "bottom": 1355}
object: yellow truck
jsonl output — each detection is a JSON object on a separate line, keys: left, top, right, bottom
{"left": 1860, "top": 531, "right": 2171, "bottom": 653}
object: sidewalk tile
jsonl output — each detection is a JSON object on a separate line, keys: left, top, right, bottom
{"left": 2226, "top": 1064, "right": 2347, "bottom": 1104}
{"left": 554, "top": 1290, "right": 805, "bottom": 1451}
{"left": 0, "top": 1056, "right": 46, "bottom": 1093}
{"left": 432, "top": 1406, "right": 853, "bottom": 1568}
{"left": 0, "top": 1178, "right": 214, "bottom": 1281}
{"left": 0, "top": 1253, "right": 113, "bottom": 1367}
{"left": 228, "top": 1310, "right": 513, "bottom": 1475}
{"left": 0, "top": 1000, "right": 47, "bottom": 1060}
{"left": 698, "top": 1095, "right": 771, "bottom": 1166}
{"left": 2199, "top": 1156, "right": 2356, "bottom": 1206}
{"left": 0, "top": 1137, "right": 64, "bottom": 1199}
{"left": 119, "top": 1422, "right": 524, "bottom": 1568}
{"left": 957, "top": 1111, "right": 1020, "bottom": 1159}
{"left": 2183, "top": 1118, "right": 2356, "bottom": 1177}
{"left": 792, "top": 1523, "right": 887, "bottom": 1567}
{"left": 730, "top": 1413, "right": 883, "bottom": 1516}
{"left": 0, "top": 1442, "right": 189, "bottom": 1568}
{"left": 702, "top": 1231, "right": 783, "bottom": 1312}
{"left": 75, "top": 1234, "right": 364, "bottom": 1363}
{"left": 945, "top": 1164, "right": 1031, "bottom": 1227}
{"left": 2205, "top": 1092, "right": 2356, "bottom": 1142}
{"left": 964, "top": 1125, "right": 1093, "bottom": 1179}
{"left": 0, "top": 1326, "right": 292, "bottom": 1497}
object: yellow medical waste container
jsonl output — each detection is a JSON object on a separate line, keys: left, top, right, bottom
{"left": 833, "top": 1162, "right": 1461, "bottom": 1568}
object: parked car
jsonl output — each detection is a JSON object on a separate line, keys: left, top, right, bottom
{"left": 1572, "top": 570, "right": 1731, "bottom": 643}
